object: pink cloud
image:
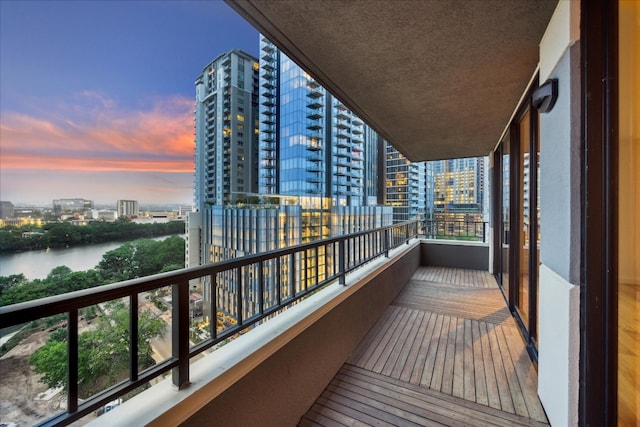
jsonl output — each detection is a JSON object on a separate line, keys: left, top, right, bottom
{"left": 0, "top": 93, "right": 194, "bottom": 172}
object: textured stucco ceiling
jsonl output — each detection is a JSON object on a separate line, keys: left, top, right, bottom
{"left": 226, "top": 0, "right": 558, "bottom": 161}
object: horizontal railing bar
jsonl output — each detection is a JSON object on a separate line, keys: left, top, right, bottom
{"left": 37, "top": 358, "right": 178, "bottom": 427}
{"left": 0, "top": 221, "right": 417, "bottom": 327}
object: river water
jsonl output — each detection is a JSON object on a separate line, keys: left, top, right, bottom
{"left": 0, "top": 235, "right": 183, "bottom": 280}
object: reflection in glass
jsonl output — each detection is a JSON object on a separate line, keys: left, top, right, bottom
{"left": 518, "top": 110, "right": 531, "bottom": 328}
{"left": 501, "top": 135, "right": 510, "bottom": 294}
{"left": 618, "top": 1, "right": 639, "bottom": 424}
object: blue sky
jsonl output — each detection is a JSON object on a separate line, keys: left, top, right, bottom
{"left": 0, "top": 0, "right": 258, "bottom": 205}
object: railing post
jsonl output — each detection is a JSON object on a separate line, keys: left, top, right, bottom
{"left": 172, "top": 281, "right": 190, "bottom": 390}
{"left": 339, "top": 239, "right": 346, "bottom": 285}
{"left": 67, "top": 309, "right": 79, "bottom": 413}
{"left": 406, "top": 224, "right": 410, "bottom": 244}
{"left": 130, "top": 293, "right": 139, "bottom": 382}
{"left": 483, "top": 222, "right": 487, "bottom": 242}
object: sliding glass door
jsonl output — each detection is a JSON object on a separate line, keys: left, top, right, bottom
{"left": 494, "top": 85, "right": 540, "bottom": 355}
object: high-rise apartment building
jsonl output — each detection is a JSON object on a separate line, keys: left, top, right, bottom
{"left": 117, "top": 200, "right": 139, "bottom": 217}
{"left": 189, "top": 42, "right": 392, "bottom": 320}
{"left": 190, "top": 50, "right": 261, "bottom": 307}
{"left": 258, "top": 37, "right": 382, "bottom": 206}
{"left": 257, "top": 36, "right": 388, "bottom": 242}
{"left": 194, "top": 50, "right": 260, "bottom": 208}
{"left": 385, "top": 143, "right": 432, "bottom": 223}
{"left": 432, "top": 157, "right": 487, "bottom": 221}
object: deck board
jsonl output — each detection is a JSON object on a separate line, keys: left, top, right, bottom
{"left": 299, "top": 266, "right": 549, "bottom": 426}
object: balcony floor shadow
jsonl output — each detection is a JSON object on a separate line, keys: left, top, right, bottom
{"left": 300, "top": 266, "right": 549, "bottom": 426}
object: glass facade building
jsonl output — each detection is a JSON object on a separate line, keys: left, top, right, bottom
{"left": 385, "top": 143, "right": 432, "bottom": 224}
{"left": 257, "top": 35, "right": 390, "bottom": 243}
{"left": 190, "top": 41, "right": 392, "bottom": 320}
{"left": 431, "top": 157, "right": 487, "bottom": 221}
{"left": 258, "top": 36, "right": 379, "bottom": 209}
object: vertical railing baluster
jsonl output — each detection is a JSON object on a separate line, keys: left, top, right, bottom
{"left": 277, "top": 257, "right": 282, "bottom": 306}
{"left": 211, "top": 274, "right": 218, "bottom": 340}
{"left": 303, "top": 249, "right": 307, "bottom": 292}
{"left": 290, "top": 252, "right": 296, "bottom": 299}
{"left": 384, "top": 228, "right": 390, "bottom": 258}
{"left": 312, "top": 248, "right": 316, "bottom": 288}
{"left": 130, "top": 293, "right": 139, "bottom": 382}
{"left": 236, "top": 267, "right": 243, "bottom": 325}
{"left": 323, "top": 243, "right": 328, "bottom": 281}
{"left": 172, "top": 280, "right": 190, "bottom": 389}
{"left": 68, "top": 309, "right": 79, "bottom": 413}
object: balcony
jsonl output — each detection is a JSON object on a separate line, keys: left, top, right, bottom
{"left": 301, "top": 265, "right": 547, "bottom": 426}
{"left": 0, "top": 222, "right": 546, "bottom": 426}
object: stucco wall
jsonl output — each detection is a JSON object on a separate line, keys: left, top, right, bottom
{"left": 537, "top": 1, "right": 581, "bottom": 426}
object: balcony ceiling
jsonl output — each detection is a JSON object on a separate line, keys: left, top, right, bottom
{"left": 226, "top": 0, "right": 558, "bottom": 161}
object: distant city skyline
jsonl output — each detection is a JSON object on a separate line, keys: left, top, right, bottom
{"left": 0, "top": 1, "right": 258, "bottom": 205}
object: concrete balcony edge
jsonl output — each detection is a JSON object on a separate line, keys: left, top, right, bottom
{"left": 90, "top": 239, "right": 421, "bottom": 427}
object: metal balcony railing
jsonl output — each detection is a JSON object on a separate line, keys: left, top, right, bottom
{"left": 422, "top": 219, "right": 488, "bottom": 242}
{"left": 0, "top": 221, "right": 420, "bottom": 427}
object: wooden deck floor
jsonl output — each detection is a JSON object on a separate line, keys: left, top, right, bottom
{"left": 300, "top": 267, "right": 548, "bottom": 426}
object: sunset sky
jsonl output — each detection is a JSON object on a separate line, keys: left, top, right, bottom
{"left": 0, "top": 0, "right": 258, "bottom": 205}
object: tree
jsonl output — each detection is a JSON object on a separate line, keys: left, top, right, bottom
{"left": 152, "top": 236, "right": 185, "bottom": 271}
{"left": 0, "top": 273, "right": 27, "bottom": 298}
{"left": 46, "top": 266, "right": 73, "bottom": 282}
{"left": 29, "top": 340, "right": 68, "bottom": 388}
{"left": 0, "top": 278, "right": 50, "bottom": 306}
{"left": 2, "top": 220, "right": 185, "bottom": 253}
{"left": 29, "top": 302, "right": 166, "bottom": 395}
{"left": 97, "top": 242, "right": 136, "bottom": 282}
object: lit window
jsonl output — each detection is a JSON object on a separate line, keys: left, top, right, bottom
{"left": 236, "top": 114, "right": 244, "bottom": 122}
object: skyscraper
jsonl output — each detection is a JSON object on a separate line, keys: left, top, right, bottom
{"left": 257, "top": 36, "right": 389, "bottom": 242}
{"left": 189, "top": 41, "right": 391, "bottom": 320}
{"left": 194, "top": 50, "right": 260, "bottom": 209}
{"left": 385, "top": 143, "right": 432, "bottom": 224}
{"left": 430, "top": 157, "right": 487, "bottom": 237}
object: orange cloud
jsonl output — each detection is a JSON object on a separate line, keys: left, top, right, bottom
{"left": 1, "top": 154, "right": 192, "bottom": 173}
{"left": 0, "top": 93, "right": 194, "bottom": 173}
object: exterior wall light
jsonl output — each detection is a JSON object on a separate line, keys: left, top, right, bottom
{"left": 532, "top": 78, "right": 559, "bottom": 113}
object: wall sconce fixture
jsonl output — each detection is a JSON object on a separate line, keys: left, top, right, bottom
{"left": 532, "top": 78, "right": 559, "bottom": 113}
